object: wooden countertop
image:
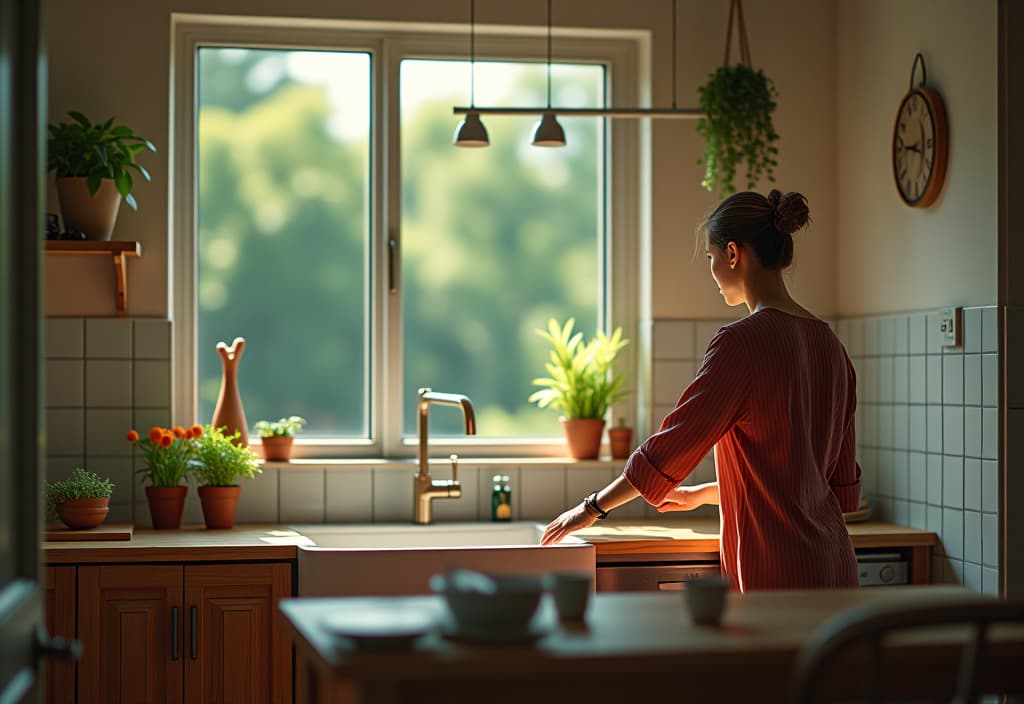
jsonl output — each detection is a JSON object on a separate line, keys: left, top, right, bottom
{"left": 281, "top": 586, "right": 1022, "bottom": 703}
{"left": 42, "top": 520, "right": 936, "bottom": 564}
{"left": 43, "top": 525, "right": 310, "bottom": 564}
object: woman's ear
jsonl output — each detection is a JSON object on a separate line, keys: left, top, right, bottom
{"left": 726, "top": 242, "right": 740, "bottom": 269}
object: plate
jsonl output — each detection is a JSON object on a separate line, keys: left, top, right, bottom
{"left": 442, "top": 621, "right": 547, "bottom": 646}
{"left": 320, "top": 601, "right": 438, "bottom": 651}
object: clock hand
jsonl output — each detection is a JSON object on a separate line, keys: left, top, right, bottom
{"left": 903, "top": 143, "right": 922, "bottom": 154}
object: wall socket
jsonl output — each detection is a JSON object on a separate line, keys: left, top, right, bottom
{"left": 939, "top": 307, "right": 961, "bottom": 348}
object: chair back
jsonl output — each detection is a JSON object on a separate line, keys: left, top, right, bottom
{"left": 789, "top": 598, "right": 1024, "bottom": 704}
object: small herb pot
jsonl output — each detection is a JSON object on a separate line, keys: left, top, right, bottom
{"left": 198, "top": 486, "right": 241, "bottom": 530}
{"left": 261, "top": 435, "right": 294, "bottom": 462}
{"left": 145, "top": 486, "right": 187, "bottom": 529}
{"left": 560, "top": 418, "right": 606, "bottom": 460}
{"left": 55, "top": 497, "right": 110, "bottom": 530}
{"left": 608, "top": 426, "right": 634, "bottom": 460}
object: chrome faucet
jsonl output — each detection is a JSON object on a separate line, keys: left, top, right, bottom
{"left": 414, "top": 388, "right": 476, "bottom": 524}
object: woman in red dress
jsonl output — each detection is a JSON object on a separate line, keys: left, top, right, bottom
{"left": 541, "top": 189, "right": 861, "bottom": 591}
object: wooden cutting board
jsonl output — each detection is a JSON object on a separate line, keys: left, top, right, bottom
{"left": 43, "top": 523, "right": 133, "bottom": 542}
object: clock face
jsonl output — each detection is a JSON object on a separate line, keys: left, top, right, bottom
{"left": 892, "top": 87, "right": 948, "bottom": 208}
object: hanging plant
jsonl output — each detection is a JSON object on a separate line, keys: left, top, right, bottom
{"left": 696, "top": 0, "right": 780, "bottom": 196}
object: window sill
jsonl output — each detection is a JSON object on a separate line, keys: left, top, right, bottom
{"left": 259, "top": 456, "right": 627, "bottom": 470}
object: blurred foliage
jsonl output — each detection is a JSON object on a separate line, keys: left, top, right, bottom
{"left": 197, "top": 49, "right": 602, "bottom": 440}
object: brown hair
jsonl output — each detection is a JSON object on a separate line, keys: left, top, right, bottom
{"left": 699, "top": 189, "right": 811, "bottom": 269}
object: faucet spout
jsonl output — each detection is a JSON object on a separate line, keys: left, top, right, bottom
{"left": 414, "top": 389, "right": 476, "bottom": 524}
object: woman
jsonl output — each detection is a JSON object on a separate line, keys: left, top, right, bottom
{"left": 541, "top": 189, "right": 861, "bottom": 591}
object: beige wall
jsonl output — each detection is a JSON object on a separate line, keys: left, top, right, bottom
{"left": 43, "top": 0, "right": 838, "bottom": 319}
{"left": 836, "top": 0, "right": 997, "bottom": 316}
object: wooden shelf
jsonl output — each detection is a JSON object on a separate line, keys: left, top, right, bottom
{"left": 45, "top": 240, "right": 142, "bottom": 317}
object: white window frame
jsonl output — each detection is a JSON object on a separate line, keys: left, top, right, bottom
{"left": 171, "top": 14, "right": 646, "bottom": 459}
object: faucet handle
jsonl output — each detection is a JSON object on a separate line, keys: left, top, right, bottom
{"left": 449, "top": 454, "right": 458, "bottom": 483}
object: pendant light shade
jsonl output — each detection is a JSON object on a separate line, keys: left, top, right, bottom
{"left": 454, "top": 110, "right": 490, "bottom": 147}
{"left": 454, "top": 0, "right": 490, "bottom": 147}
{"left": 531, "top": 111, "right": 566, "bottom": 147}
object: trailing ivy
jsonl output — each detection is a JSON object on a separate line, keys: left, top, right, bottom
{"left": 696, "top": 65, "right": 780, "bottom": 196}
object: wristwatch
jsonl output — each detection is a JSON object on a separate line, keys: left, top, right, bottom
{"left": 583, "top": 491, "right": 609, "bottom": 519}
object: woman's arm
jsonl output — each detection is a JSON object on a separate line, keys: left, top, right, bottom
{"left": 540, "top": 475, "right": 639, "bottom": 545}
{"left": 657, "top": 482, "right": 719, "bottom": 512}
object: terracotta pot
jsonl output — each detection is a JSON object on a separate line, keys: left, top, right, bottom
{"left": 55, "top": 497, "right": 109, "bottom": 530}
{"left": 560, "top": 418, "right": 606, "bottom": 460}
{"left": 261, "top": 435, "right": 294, "bottom": 462}
{"left": 608, "top": 426, "right": 634, "bottom": 460}
{"left": 211, "top": 337, "right": 249, "bottom": 446}
{"left": 145, "top": 486, "right": 187, "bottom": 529}
{"left": 56, "top": 177, "right": 122, "bottom": 240}
{"left": 198, "top": 486, "right": 241, "bottom": 530}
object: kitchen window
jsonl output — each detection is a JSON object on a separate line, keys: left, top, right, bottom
{"left": 173, "top": 17, "right": 643, "bottom": 458}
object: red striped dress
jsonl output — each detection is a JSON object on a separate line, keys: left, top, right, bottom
{"left": 624, "top": 308, "right": 861, "bottom": 591}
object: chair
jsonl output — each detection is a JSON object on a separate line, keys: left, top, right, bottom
{"left": 789, "top": 598, "right": 1024, "bottom": 704}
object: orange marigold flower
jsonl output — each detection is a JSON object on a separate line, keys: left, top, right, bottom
{"left": 159, "top": 433, "right": 173, "bottom": 448}
{"left": 173, "top": 425, "right": 187, "bottom": 439}
{"left": 149, "top": 427, "right": 164, "bottom": 443}
{"left": 190, "top": 424, "right": 203, "bottom": 438}
{"left": 126, "top": 429, "right": 140, "bottom": 443}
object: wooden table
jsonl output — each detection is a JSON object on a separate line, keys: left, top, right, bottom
{"left": 281, "top": 586, "right": 1024, "bottom": 704}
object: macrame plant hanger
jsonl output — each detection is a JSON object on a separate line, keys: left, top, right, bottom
{"left": 723, "top": 0, "right": 752, "bottom": 68}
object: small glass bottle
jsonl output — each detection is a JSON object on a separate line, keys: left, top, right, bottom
{"left": 492, "top": 474, "right": 512, "bottom": 521}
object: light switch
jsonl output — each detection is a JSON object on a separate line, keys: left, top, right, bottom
{"left": 939, "top": 307, "right": 961, "bottom": 348}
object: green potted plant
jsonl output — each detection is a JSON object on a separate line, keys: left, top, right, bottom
{"left": 127, "top": 424, "right": 199, "bottom": 529}
{"left": 254, "top": 416, "right": 307, "bottom": 462}
{"left": 696, "top": 64, "right": 779, "bottom": 197}
{"left": 47, "top": 111, "right": 156, "bottom": 240}
{"left": 46, "top": 467, "right": 115, "bottom": 530}
{"left": 192, "top": 424, "right": 261, "bottom": 529}
{"left": 529, "top": 318, "right": 629, "bottom": 460}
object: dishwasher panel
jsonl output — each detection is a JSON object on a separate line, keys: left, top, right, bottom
{"left": 596, "top": 553, "right": 722, "bottom": 592}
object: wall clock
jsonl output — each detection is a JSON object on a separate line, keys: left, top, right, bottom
{"left": 892, "top": 53, "right": 949, "bottom": 208}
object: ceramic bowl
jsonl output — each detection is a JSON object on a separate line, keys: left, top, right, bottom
{"left": 430, "top": 570, "right": 543, "bottom": 632}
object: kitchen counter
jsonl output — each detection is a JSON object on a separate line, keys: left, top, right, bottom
{"left": 42, "top": 519, "right": 936, "bottom": 567}
{"left": 281, "top": 586, "right": 1023, "bottom": 704}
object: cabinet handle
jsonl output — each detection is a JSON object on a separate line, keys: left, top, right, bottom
{"left": 190, "top": 606, "right": 198, "bottom": 660}
{"left": 171, "top": 607, "right": 179, "bottom": 661}
{"left": 388, "top": 237, "right": 397, "bottom": 293}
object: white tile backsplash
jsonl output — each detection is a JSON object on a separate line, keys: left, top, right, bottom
{"left": 964, "top": 307, "right": 983, "bottom": 355}
{"left": 963, "top": 355, "right": 982, "bottom": 406}
{"left": 927, "top": 453, "right": 943, "bottom": 505}
{"left": 653, "top": 320, "right": 695, "bottom": 360}
{"left": 324, "top": 469, "right": 373, "bottom": 523}
{"left": 909, "top": 355, "right": 926, "bottom": 403}
{"left": 982, "top": 407, "right": 998, "bottom": 460}
{"left": 85, "top": 360, "right": 132, "bottom": 408}
{"left": 652, "top": 360, "right": 696, "bottom": 405}
{"left": 909, "top": 406, "right": 926, "bottom": 452}
{"left": 45, "top": 318, "right": 84, "bottom": 358}
{"left": 942, "top": 508, "right": 964, "bottom": 559}
{"left": 85, "top": 319, "right": 132, "bottom": 358}
{"left": 942, "top": 355, "right": 964, "bottom": 406}
{"left": 982, "top": 460, "right": 998, "bottom": 513}
{"left": 133, "top": 320, "right": 171, "bottom": 360}
{"left": 981, "top": 307, "right": 998, "bottom": 354}
{"left": 982, "top": 354, "right": 998, "bottom": 408}
{"left": 519, "top": 465, "right": 567, "bottom": 520}
{"left": 943, "top": 456, "right": 964, "bottom": 509}
{"left": 85, "top": 409, "right": 133, "bottom": 456}
{"left": 236, "top": 467, "right": 280, "bottom": 523}
{"left": 964, "top": 407, "right": 982, "bottom": 459}
{"left": 963, "top": 458, "right": 981, "bottom": 512}
{"left": 908, "top": 315, "right": 926, "bottom": 355}
{"left": 982, "top": 513, "right": 998, "bottom": 567}
{"left": 133, "top": 360, "right": 170, "bottom": 408}
{"left": 927, "top": 357, "right": 943, "bottom": 404}
{"left": 279, "top": 469, "right": 326, "bottom": 523}
{"left": 371, "top": 469, "right": 412, "bottom": 523}
{"left": 46, "top": 360, "right": 83, "bottom": 407}
{"left": 942, "top": 406, "right": 964, "bottom": 456}
{"left": 963, "top": 510, "right": 982, "bottom": 564}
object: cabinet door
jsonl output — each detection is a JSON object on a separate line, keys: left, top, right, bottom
{"left": 78, "top": 565, "right": 183, "bottom": 703}
{"left": 44, "top": 566, "right": 76, "bottom": 704}
{"left": 185, "top": 563, "right": 292, "bottom": 704}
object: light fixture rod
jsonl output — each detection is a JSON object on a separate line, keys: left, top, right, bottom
{"left": 470, "top": 0, "right": 476, "bottom": 107}
{"left": 672, "top": 0, "right": 678, "bottom": 110}
{"left": 454, "top": 106, "right": 704, "bottom": 118}
{"left": 545, "top": 0, "right": 553, "bottom": 108}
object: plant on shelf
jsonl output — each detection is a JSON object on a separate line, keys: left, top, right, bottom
{"left": 254, "top": 415, "right": 307, "bottom": 462}
{"left": 191, "top": 424, "right": 261, "bottom": 530}
{"left": 695, "top": 0, "right": 779, "bottom": 196}
{"left": 529, "top": 318, "right": 629, "bottom": 460}
{"left": 46, "top": 467, "right": 114, "bottom": 530}
{"left": 47, "top": 111, "right": 156, "bottom": 240}
{"left": 128, "top": 425, "right": 201, "bottom": 529}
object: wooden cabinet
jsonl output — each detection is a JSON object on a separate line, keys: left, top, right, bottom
{"left": 185, "top": 564, "right": 291, "bottom": 704}
{"left": 44, "top": 566, "right": 76, "bottom": 704}
{"left": 77, "top": 565, "right": 183, "bottom": 703}
{"left": 69, "top": 562, "right": 292, "bottom": 704}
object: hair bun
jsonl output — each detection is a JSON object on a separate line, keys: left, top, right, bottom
{"left": 769, "top": 189, "right": 811, "bottom": 235}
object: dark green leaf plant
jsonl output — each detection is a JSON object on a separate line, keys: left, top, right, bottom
{"left": 47, "top": 111, "right": 157, "bottom": 210}
{"left": 696, "top": 65, "right": 780, "bottom": 196}
{"left": 45, "top": 467, "right": 114, "bottom": 518}
{"left": 529, "top": 318, "right": 629, "bottom": 421}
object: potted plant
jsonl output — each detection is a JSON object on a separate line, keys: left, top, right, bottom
{"left": 254, "top": 416, "right": 307, "bottom": 462}
{"left": 47, "top": 111, "right": 156, "bottom": 240}
{"left": 529, "top": 318, "right": 629, "bottom": 460}
{"left": 46, "top": 467, "right": 114, "bottom": 530}
{"left": 192, "top": 424, "right": 261, "bottom": 530}
{"left": 128, "top": 425, "right": 200, "bottom": 529}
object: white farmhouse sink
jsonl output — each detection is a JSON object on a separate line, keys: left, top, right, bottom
{"left": 293, "top": 522, "right": 595, "bottom": 597}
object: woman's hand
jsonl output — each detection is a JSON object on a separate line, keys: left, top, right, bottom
{"left": 656, "top": 484, "right": 710, "bottom": 513}
{"left": 541, "top": 502, "right": 598, "bottom": 545}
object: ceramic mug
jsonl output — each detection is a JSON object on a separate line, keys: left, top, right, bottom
{"left": 546, "top": 571, "right": 593, "bottom": 621}
{"left": 683, "top": 575, "right": 731, "bottom": 625}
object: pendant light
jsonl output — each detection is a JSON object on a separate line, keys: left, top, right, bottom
{"left": 531, "top": 0, "right": 566, "bottom": 147}
{"left": 454, "top": 0, "right": 490, "bottom": 147}
{"left": 453, "top": 0, "right": 704, "bottom": 145}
